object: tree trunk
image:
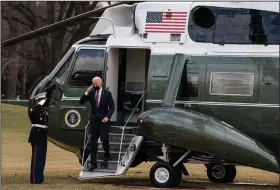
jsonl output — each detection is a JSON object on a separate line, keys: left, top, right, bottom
{"left": 4, "top": 4, "right": 20, "bottom": 99}
{"left": 4, "top": 48, "right": 18, "bottom": 99}
{"left": 20, "top": 59, "right": 27, "bottom": 99}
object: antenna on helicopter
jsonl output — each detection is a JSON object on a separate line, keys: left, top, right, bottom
{"left": 90, "top": 17, "right": 116, "bottom": 38}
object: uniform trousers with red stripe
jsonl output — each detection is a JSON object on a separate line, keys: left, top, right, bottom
{"left": 30, "top": 140, "right": 47, "bottom": 184}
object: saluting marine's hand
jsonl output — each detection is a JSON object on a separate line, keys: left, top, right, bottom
{"left": 102, "top": 117, "right": 109, "bottom": 123}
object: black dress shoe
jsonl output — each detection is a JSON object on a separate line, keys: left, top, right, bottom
{"left": 104, "top": 153, "right": 110, "bottom": 162}
{"left": 88, "top": 163, "right": 97, "bottom": 171}
{"left": 100, "top": 153, "right": 109, "bottom": 169}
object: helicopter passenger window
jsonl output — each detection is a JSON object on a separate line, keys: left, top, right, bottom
{"left": 69, "top": 49, "right": 105, "bottom": 87}
{"left": 177, "top": 69, "right": 199, "bottom": 99}
{"left": 188, "top": 6, "right": 280, "bottom": 45}
{"left": 209, "top": 72, "right": 254, "bottom": 96}
{"left": 54, "top": 52, "right": 74, "bottom": 85}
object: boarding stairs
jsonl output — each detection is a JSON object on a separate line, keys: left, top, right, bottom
{"left": 79, "top": 94, "right": 145, "bottom": 180}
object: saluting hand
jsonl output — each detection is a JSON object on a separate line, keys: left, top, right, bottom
{"left": 86, "top": 84, "right": 93, "bottom": 93}
{"left": 102, "top": 117, "right": 109, "bottom": 123}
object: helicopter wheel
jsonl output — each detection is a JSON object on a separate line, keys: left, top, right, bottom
{"left": 150, "top": 161, "right": 182, "bottom": 188}
{"left": 206, "top": 164, "right": 236, "bottom": 183}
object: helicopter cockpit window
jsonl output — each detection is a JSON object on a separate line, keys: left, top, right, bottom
{"left": 209, "top": 72, "right": 254, "bottom": 96}
{"left": 54, "top": 52, "right": 74, "bottom": 85}
{"left": 69, "top": 49, "right": 105, "bottom": 87}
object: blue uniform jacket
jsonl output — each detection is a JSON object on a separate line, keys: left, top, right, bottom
{"left": 28, "top": 104, "right": 48, "bottom": 144}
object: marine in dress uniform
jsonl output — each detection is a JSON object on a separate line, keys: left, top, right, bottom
{"left": 28, "top": 93, "right": 48, "bottom": 184}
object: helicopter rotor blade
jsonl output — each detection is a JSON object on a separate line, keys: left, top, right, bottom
{"left": 1, "top": 1, "right": 136, "bottom": 47}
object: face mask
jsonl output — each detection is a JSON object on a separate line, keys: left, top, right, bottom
{"left": 94, "top": 86, "right": 100, "bottom": 90}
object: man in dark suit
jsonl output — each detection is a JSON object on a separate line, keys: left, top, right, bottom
{"left": 80, "top": 76, "right": 115, "bottom": 171}
{"left": 28, "top": 92, "right": 48, "bottom": 184}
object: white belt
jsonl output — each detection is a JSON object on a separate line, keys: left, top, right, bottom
{"left": 32, "top": 124, "right": 48, "bottom": 129}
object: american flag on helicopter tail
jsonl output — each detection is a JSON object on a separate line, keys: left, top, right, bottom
{"left": 145, "top": 11, "right": 187, "bottom": 33}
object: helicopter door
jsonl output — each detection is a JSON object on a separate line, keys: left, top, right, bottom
{"left": 60, "top": 47, "right": 107, "bottom": 131}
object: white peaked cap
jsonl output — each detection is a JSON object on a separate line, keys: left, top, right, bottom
{"left": 34, "top": 92, "right": 47, "bottom": 106}
{"left": 34, "top": 92, "right": 47, "bottom": 100}
{"left": 38, "top": 99, "right": 46, "bottom": 106}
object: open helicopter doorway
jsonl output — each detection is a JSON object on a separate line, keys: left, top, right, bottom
{"left": 106, "top": 48, "right": 151, "bottom": 126}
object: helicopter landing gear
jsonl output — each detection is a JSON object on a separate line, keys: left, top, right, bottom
{"left": 206, "top": 164, "right": 236, "bottom": 183}
{"left": 150, "top": 144, "right": 191, "bottom": 188}
{"left": 150, "top": 161, "right": 182, "bottom": 188}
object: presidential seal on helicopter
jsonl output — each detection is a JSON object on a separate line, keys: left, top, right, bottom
{"left": 65, "top": 110, "right": 82, "bottom": 128}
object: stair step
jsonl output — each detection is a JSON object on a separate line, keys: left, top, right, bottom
{"left": 79, "top": 170, "right": 117, "bottom": 180}
{"left": 82, "top": 162, "right": 117, "bottom": 171}
{"left": 97, "top": 151, "right": 126, "bottom": 161}
{"left": 82, "top": 167, "right": 116, "bottom": 173}
{"left": 83, "top": 153, "right": 120, "bottom": 171}
{"left": 97, "top": 160, "right": 117, "bottom": 164}
{"left": 111, "top": 125, "right": 138, "bottom": 129}
{"left": 110, "top": 126, "right": 138, "bottom": 134}
{"left": 109, "top": 133, "right": 135, "bottom": 143}
{"left": 97, "top": 161, "right": 117, "bottom": 171}
{"left": 79, "top": 136, "right": 144, "bottom": 180}
{"left": 97, "top": 142, "right": 130, "bottom": 152}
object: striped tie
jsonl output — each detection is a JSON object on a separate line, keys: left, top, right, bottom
{"left": 95, "top": 90, "right": 99, "bottom": 107}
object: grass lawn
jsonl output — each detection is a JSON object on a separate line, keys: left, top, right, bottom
{"left": 1, "top": 104, "right": 279, "bottom": 189}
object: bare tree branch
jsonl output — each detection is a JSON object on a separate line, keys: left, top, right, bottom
{"left": 2, "top": 15, "right": 32, "bottom": 27}
{"left": 11, "top": 4, "right": 37, "bottom": 28}
{"left": 63, "top": 2, "right": 76, "bottom": 20}
{"left": 56, "top": 1, "right": 66, "bottom": 22}
{"left": 1, "top": 58, "right": 14, "bottom": 74}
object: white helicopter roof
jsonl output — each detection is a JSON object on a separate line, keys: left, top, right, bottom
{"left": 91, "top": 2, "right": 279, "bottom": 36}
{"left": 87, "top": 1, "right": 279, "bottom": 56}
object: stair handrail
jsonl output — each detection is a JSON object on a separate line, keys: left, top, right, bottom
{"left": 81, "top": 119, "right": 91, "bottom": 167}
{"left": 117, "top": 90, "right": 146, "bottom": 166}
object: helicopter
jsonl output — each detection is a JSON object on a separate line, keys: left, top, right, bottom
{"left": 2, "top": 1, "right": 280, "bottom": 188}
